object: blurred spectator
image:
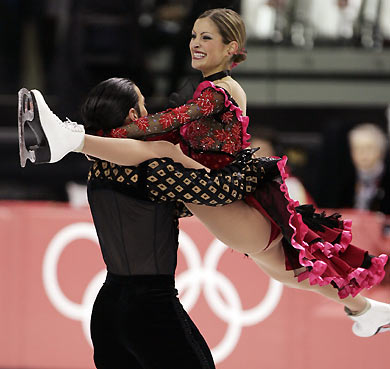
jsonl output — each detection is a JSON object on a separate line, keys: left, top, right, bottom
{"left": 311, "top": 0, "right": 361, "bottom": 40}
{"left": 0, "top": 0, "right": 56, "bottom": 93}
{"left": 381, "top": 0, "right": 390, "bottom": 43}
{"left": 249, "top": 126, "right": 315, "bottom": 204}
{"left": 348, "top": 123, "right": 390, "bottom": 224}
{"left": 348, "top": 122, "right": 390, "bottom": 284}
{"left": 241, "top": 0, "right": 390, "bottom": 47}
{"left": 242, "top": 0, "right": 291, "bottom": 42}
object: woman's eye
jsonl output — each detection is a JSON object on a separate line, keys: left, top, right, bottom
{"left": 203, "top": 36, "right": 212, "bottom": 40}
{"left": 191, "top": 34, "right": 196, "bottom": 39}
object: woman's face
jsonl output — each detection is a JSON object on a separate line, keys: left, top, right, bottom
{"left": 189, "top": 17, "right": 231, "bottom": 76}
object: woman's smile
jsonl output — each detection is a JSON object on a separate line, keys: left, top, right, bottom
{"left": 189, "top": 17, "right": 231, "bottom": 76}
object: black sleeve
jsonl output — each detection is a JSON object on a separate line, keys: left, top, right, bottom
{"left": 89, "top": 151, "right": 281, "bottom": 206}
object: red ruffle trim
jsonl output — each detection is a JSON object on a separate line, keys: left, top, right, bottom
{"left": 276, "top": 156, "right": 388, "bottom": 298}
{"left": 183, "top": 80, "right": 251, "bottom": 151}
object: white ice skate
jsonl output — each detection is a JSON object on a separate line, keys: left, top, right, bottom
{"left": 18, "top": 88, "right": 85, "bottom": 167}
{"left": 347, "top": 298, "right": 390, "bottom": 337}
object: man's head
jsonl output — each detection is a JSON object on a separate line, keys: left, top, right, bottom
{"left": 348, "top": 123, "right": 388, "bottom": 172}
{"left": 81, "top": 77, "right": 147, "bottom": 134}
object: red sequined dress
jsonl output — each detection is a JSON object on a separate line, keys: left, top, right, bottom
{"left": 107, "top": 80, "right": 387, "bottom": 299}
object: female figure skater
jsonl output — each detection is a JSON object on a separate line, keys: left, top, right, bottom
{"left": 19, "top": 8, "right": 389, "bottom": 338}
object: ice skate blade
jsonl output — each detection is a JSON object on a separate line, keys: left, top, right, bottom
{"left": 18, "top": 88, "right": 35, "bottom": 167}
{"left": 17, "top": 88, "right": 51, "bottom": 167}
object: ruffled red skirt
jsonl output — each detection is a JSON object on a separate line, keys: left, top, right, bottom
{"left": 180, "top": 81, "right": 387, "bottom": 299}
{"left": 245, "top": 156, "right": 388, "bottom": 299}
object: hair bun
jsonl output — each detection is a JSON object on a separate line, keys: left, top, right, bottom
{"left": 232, "top": 49, "right": 247, "bottom": 66}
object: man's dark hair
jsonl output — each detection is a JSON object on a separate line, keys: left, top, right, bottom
{"left": 81, "top": 77, "right": 140, "bottom": 134}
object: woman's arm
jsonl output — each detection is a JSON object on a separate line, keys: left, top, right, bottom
{"left": 215, "top": 79, "right": 247, "bottom": 115}
{"left": 108, "top": 86, "right": 227, "bottom": 140}
{"left": 82, "top": 135, "right": 204, "bottom": 169}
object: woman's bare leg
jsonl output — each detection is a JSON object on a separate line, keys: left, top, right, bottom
{"left": 250, "top": 238, "right": 368, "bottom": 312}
{"left": 251, "top": 238, "right": 390, "bottom": 338}
{"left": 186, "top": 201, "right": 272, "bottom": 255}
{"left": 186, "top": 201, "right": 368, "bottom": 313}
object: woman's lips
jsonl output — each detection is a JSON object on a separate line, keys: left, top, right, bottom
{"left": 192, "top": 51, "right": 206, "bottom": 60}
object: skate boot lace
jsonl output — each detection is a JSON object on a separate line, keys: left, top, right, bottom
{"left": 40, "top": 98, "right": 83, "bottom": 133}
{"left": 59, "top": 118, "right": 84, "bottom": 133}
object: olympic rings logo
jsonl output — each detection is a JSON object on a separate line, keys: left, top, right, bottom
{"left": 42, "top": 223, "right": 283, "bottom": 363}
{"left": 176, "top": 232, "right": 283, "bottom": 362}
{"left": 42, "top": 223, "right": 105, "bottom": 343}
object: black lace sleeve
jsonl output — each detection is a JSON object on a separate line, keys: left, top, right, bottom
{"left": 108, "top": 87, "right": 227, "bottom": 140}
{"left": 88, "top": 152, "right": 281, "bottom": 206}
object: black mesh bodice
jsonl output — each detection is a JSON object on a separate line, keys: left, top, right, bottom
{"left": 88, "top": 179, "right": 179, "bottom": 276}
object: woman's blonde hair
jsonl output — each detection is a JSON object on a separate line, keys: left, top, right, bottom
{"left": 198, "top": 8, "right": 247, "bottom": 66}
